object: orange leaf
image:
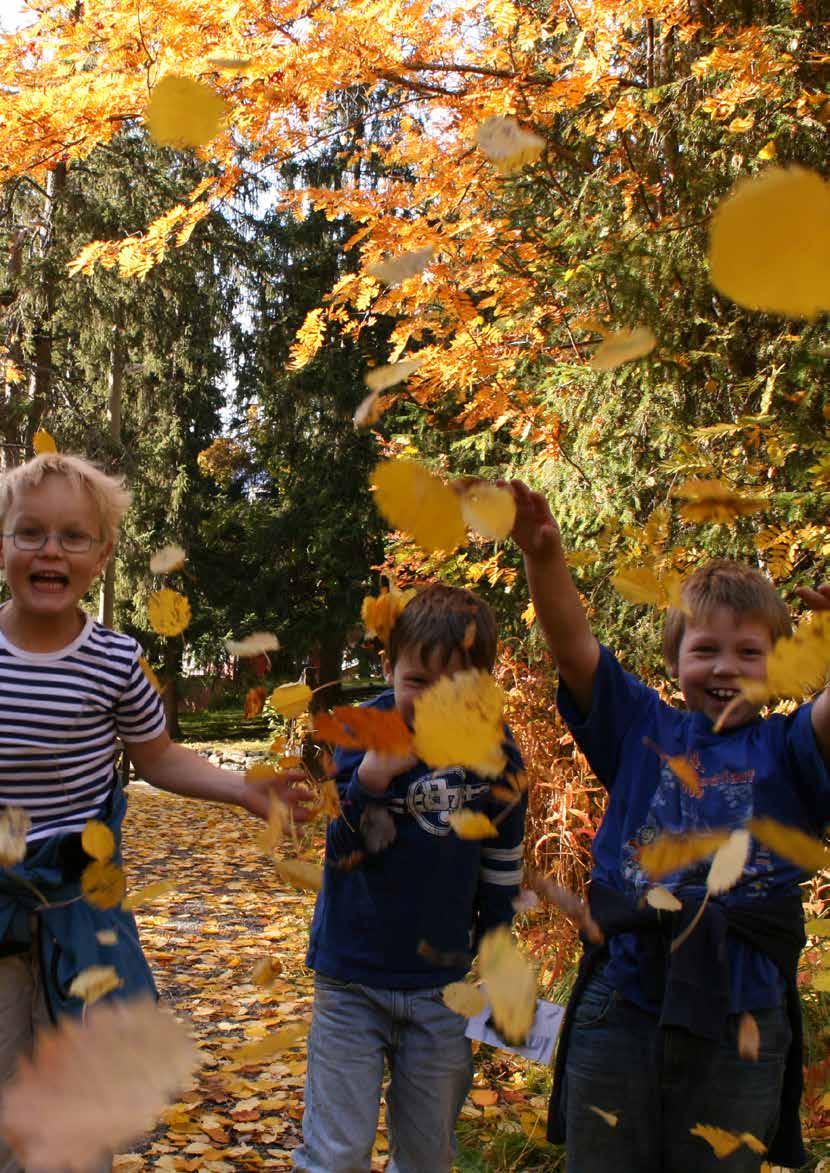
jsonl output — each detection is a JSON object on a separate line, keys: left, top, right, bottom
{"left": 244, "top": 687, "right": 267, "bottom": 719}
{"left": 314, "top": 707, "right": 413, "bottom": 756}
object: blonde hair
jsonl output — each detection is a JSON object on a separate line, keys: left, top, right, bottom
{"left": 0, "top": 453, "right": 132, "bottom": 544}
{"left": 663, "top": 558, "right": 792, "bottom": 672}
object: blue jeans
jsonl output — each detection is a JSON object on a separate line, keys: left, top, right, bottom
{"left": 563, "top": 972, "right": 791, "bottom": 1173}
{"left": 293, "top": 975, "right": 474, "bottom": 1173}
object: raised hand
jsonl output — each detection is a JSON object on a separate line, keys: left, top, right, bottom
{"left": 795, "top": 584, "right": 830, "bottom": 612}
{"left": 508, "top": 480, "right": 562, "bottom": 562}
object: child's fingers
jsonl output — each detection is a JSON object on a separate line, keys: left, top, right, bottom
{"left": 796, "top": 586, "right": 830, "bottom": 610}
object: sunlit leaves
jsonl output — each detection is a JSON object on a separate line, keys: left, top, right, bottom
{"left": 81, "top": 860, "right": 126, "bottom": 909}
{"left": 360, "top": 586, "right": 416, "bottom": 645}
{"left": 32, "top": 428, "right": 57, "bottom": 455}
{"left": 68, "top": 965, "right": 122, "bottom": 1006}
{"left": 478, "top": 925, "right": 537, "bottom": 1046}
{"left": 690, "top": 1124, "right": 766, "bottom": 1159}
{"left": 589, "top": 326, "right": 656, "bottom": 372}
{"left": 639, "top": 830, "right": 730, "bottom": 880}
{"left": 475, "top": 116, "right": 545, "bottom": 174}
{"left": 455, "top": 480, "right": 516, "bottom": 542}
{"left": 443, "top": 981, "right": 487, "bottom": 1018}
{"left": 448, "top": 809, "right": 499, "bottom": 839}
{"left": 367, "top": 246, "right": 434, "bottom": 285}
{"left": 371, "top": 459, "right": 466, "bottom": 554}
{"left": 269, "top": 682, "right": 312, "bottom": 719}
{"left": 708, "top": 167, "right": 830, "bottom": 319}
{"left": 672, "top": 479, "right": 766, "bottom": 525}
{"left": 226, "top": 632, "right": 280, "bottom": 657}
{"left": 146, "top": 76, "right": 227, "bottom": 149}
{"left": 0, "top": 996, "right": 199, "bottom": 1172}
{"left": 413, "top": 669, "right": 506, "bottom": 778}
{"left": 314, "top": 706, "right": 413, "bottom": 756}
{"left": 81, "top": 819, "right": 115, "bottom": 863}
{"left": 0, "top": 806, "right": 30, "bottom": 866}
{"left": 747, "top": 817, "right": 830, "bottom": 873}
{"left": 148, "top": 588, "right": 191, "bottom": 637}
{"left": 149, "top": 544, "right": 186, "bottom": 574}
{"left": 364, "top": 357, "right": 424, "bottom": 393}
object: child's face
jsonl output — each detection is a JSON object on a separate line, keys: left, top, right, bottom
{"left": 676, "top": 605, "right": 773, "bottom": 730}
{"left": 384, "top": 644, "right": 467, "bottom": 728}
{"left": 0, "top": 475, "right": 112, "bottom": 625}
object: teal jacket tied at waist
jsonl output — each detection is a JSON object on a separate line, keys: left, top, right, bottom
{"left": 0, "top": 782, "right": 157, "bottom": 1022}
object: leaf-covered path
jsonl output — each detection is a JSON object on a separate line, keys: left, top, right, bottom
{"left": 116, "top": 783, "right": 556, "bottom": 1173}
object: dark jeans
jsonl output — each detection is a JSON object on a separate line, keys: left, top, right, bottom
{"left": 564, "top": 972, "right": 791, "bottom": 1173}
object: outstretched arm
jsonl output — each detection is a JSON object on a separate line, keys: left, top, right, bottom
{"left": 796, "top": 585, "right": 830, "bottom": 767}
{"left": 510, "top": 480, "right": 599, "bottom": 715}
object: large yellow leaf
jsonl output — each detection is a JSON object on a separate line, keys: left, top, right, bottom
{"left": 413, "top": 669, "right": 506, "bottom": 778}
{"left": 361, "top": 586, "right": 416, "bottom": 645}
{"left": 32, "top": 428, "right": 57, "bottom": 455}
{"left": 68, "top": 965, "right": 122, "bottom": 1006}
{"left": 612, "top": 567, "right": 664, "bottom": 606}
{"left": 272, "top": 857, "right": 323, "bottom": 892}
{"left": 81, "top": 819, "right": 115, "bottom": 863}
{"left": 708, "top": 167, "right": 830, "bottom": 320}
{"left": 442, "top": 982, "right": 487, "bottom": 1018}
{"left": 479, "top": 925, "right": 537, "bottom": 1045}
{"left": 269, "top": 681, "right": 312, "bottom": 719}
{"left": 639, "top": 830, "right": 730, "bottom": 880}
{"left": 748, "top": 817, "right": 830, "bottom": 872}
{"left": 0, "top": 806, "right": 30, "bottom": 867}
{"left": 672, "top": 479, "right": 766, "bottom": 525}
{"left": 475, "top": 116, "right": 545, "bottom": 174}
{"left": 589, "top": 326, "right": 656, "bottom": 372}
{"left": 81, "top": 861, "right": 126, "bottom": 910}
{"left": 738, "top": 614, "right": 830, "bottom": 706}
{"left": 371, "top": 459, "right": 466, "bottom": 554}
{"left": 448, "top": 809, "right": 499, "bottom": 839}
{"left": 147, "top": 589, "right": 191, "bottom": 637}
{"left": 455, "top": 480, "right": 516, "bottom": 542}
{"left": 146, "top": 75, "right": 227, "bottom": 149}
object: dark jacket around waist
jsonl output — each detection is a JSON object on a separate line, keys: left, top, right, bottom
{"left": 0, "top": 781, "right": 156, "bottom": 1022}
{"left": 548, "top": 880, "right": 806, "bottom": 1168}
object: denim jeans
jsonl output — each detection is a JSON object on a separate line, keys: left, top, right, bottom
{"left": 292, "top": 974, "right": 474, "bottom": 1173}
{"left": 563, "top": 971, "right": 791, "bottom": 1173}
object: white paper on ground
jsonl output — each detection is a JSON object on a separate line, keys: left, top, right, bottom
{"left": 464, "top": 999, "right": 565, "bottom": 1066}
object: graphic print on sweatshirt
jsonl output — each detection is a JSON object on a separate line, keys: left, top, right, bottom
{"left": 384, "top": 766, "right": 492, "bottom": 836}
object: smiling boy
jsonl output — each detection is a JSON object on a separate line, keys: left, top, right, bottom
{"left": 510, "top": 482, "right": 830, "bottom": 1173}
{"left": 0, "top": 452, "right": 309, "bottom": 1173}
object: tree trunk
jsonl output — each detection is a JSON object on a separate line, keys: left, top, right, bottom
{"left": 162, "top": 639, "right": 182, "bottom": 739}
{"left": 24, "top": 163, "right": 66, "bottom": 449}
{"left": 313, "top": 634, "right": 343, "bottom": 711}
{"left": 99, "top": 315, "right": 124, "bottom": 627}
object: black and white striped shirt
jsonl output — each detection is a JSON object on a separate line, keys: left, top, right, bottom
{"left": 0, "top": 616, "right": 166, "bottom": 842}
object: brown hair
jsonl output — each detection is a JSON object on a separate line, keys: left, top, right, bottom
{"left": 0, "top": 453, "right": 131, "bottom": 544}
{"left": 663, "top": 558, "right": 792, "bottom": 671}
{"left": 387, "top": 583, "right": 498, "bottom": 672}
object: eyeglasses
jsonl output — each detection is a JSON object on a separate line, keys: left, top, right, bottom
{"left": 2, "top": 528, "right": 103, "bottom": 553}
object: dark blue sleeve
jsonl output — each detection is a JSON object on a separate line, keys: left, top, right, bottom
{"left": 475, "top": 736, "right": 527, "bottom": 942}
{"left": 557, "top": 644, "right": 658, "bottom": 792}
{"left": 785, "top": 702, "right": 830, "bottom": 833}
{"left": 325, "top": 744, "right": 400, "bottom": 861}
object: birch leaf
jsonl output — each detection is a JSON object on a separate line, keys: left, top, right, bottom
{"left": 149, "top": 544, "right": 186, "bottom": 574}
{"left": 646, "top": 886, "right": 682, "bottom": 912}
{"left": 81, "top": 820, "right": 115, "bottom": 864}
{"left": 226, "top": 632, "right": 280, "bottom": 657}
{"left": 367, "top": 246, "right": 434, "bottom": 285}
{"left": 748, "top": 817, "right": 830, "bottom": 872}
{"left": 475, "top": 116, "right": 545, "bottom": 173}
{"left": 737, "top": 1011, "right": 760, "bottom": 1061}
{"left": 639, "top": 830, "right": 730, "bottom": 880}
{"left": 272, "top": 858, "right": 323, "bottom": 892}
{"left": 672, "top": 479, "right": 766, "bottom": 525}
{"left": 479, "top": 925, "right": 537, "bottom": 1046}
{"left": 456, "top": 481, "right": 516, "bottom": 541}
{"left": 364, "top": 357, "right": 424, "bottom": 393}
{"left": 442, "top": 982, "right": 487, "bottom": 1018}
{"left": 122, "top": 880, "right": 175, "bottom": 912}
{"left": 371, "top": 459, "right": 466, "bottom": 554}
{"left": 706, "top": 829, "right": 750, "bottom": 895}
{"left": 269, "top": 681, "right": 312, "bottom": 719}
{"left": 81, "top": 861, "right": 126, "bottom": 910}
{"left": 589, "top": 326, "right": 656, "bottom": 372}
{"left": 32, "top": 429, "right": 57, "bottom": 455}
{"left": 147, "top": 589, "right": 191, "bottom": 637}
{"left": 68, "top": 966, "right": 122, "bottom": 1006}
{"left": 146, "top": 75, "right": 227, "bottom": 149}
{"left": 413, "top": 669, "right": 506, "bottom": 778}
{"left": 448, "top": 809, "right": 499, "bottom": 840}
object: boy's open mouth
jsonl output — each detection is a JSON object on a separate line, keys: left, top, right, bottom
{"left": 706, "top": 687, "right": 739, "bottom": 702}
{"left": 29, "top": 572, "right": 69, "bottom": 592}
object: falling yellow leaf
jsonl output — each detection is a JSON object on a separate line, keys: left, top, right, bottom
{"left": 588, "top": 1105, "right": 619, "bottom": 1127}
{"left": 138, "top": 656, "right": 163, "bottom": 695}
{"left": 475, "top": 115, "right": 545, "bottom": 174}
{"left": 707, "top": 829, "right": 751, "bottom": 895}
{"left": 612, "top": 566, "right": 665, "bottom": 606}
{"left": 256, "top": 796, "right": 292, "bottom": 854}
{"left": 364, "top": 357, "right": 424, "bottom": 393}
{"left": 646, "top": 886, "right": 682, "bottom": 912}
{"left": 748, "top": 817, "right": 830, "bottom": 872}
{"left": 230, "top": 1022, "right": 308, "bottom": 1062}
{"left": 81, "top": 819, "right": 115, "bottom": 863}
{"left": 690, "top": 1123, "right": 766, "bottom": 1159}
{"left": 32, "top": 428, "right": 57, "bottom": 455}
{"left": 736, "top": 613, "right": 830, "bottom": 706}
{"left": 443, "top": 982, "right": 488, "bottom": 1018}
{"left": 226, "top": 631, "right": 280, "bottom": 657}
{"left": 666, "top": 755, "right": 702, "bottom": 798}
{"left": 353, "top": 387, "right": 388, "bottom": 429}
{"left": 0, "top": 805, "right": 30, "bottom": 867}
{"left": 246, "top": 762, "right": 280, "bottom": 785}
{"left": 81, "top": 860, "right": 126, "bottom": 910}
{"left": 589, "top": 326, "right": 656, "bottom": 372}
{"left": 448, "top": 809, "right": 499, "bottom": 840}
{"left": 269, "top": 681, "right": 312, "bottom": 719}
{"left": 316, "top": 778, "right": 341, "bottom": 819}
{"left": 314, "top": 706, "right": 413, "bottom": 757}
{"left": 367, "top": 246, "right": 434, "bottom": 285}
{"left": 479, "top": 925, "right": 537, "bottom": 1046}
{"left": 149, "top": 544, "right": 186, "bottom": 575}
{"left": 147, "top": 588, "right": 191, "bottom": 637}
{"left": 639, "top": 830, "right": 730, "bottom": 880}
{"left": 361, "top": 586, "right": 416, "bottom": 645}
{"left": 96, "top": 929, "right": 118, "bottom": 946}
{"left": 68, "top": 965, "right": 122, "bottom": 1006}
{"left": 146, "top": 75, "right": 227, "bottom": 149}
{"left": 413, "top": 669, "right": 506, "bottom": 778}
{"left": 455, "top": 481, "right": 516, "bottom": 542}
{"left": 251, "top": 957, "right": 283, "bottom": 986}
{"left": 0, "top": 996, "right": 199, "bottom": 1170}
{"left": 122, "top": 879, "right": 175, "bottom": 912}
{"left": 272, "top": 857, "right": 323, "bottom": 892}
{"left": 708, "top": 166, "right": 830, "bottom": 319}
{"left": 672, "top": 479, "right": 766, "bottom": 525}
{"left": 371, "top": 459, "right": 466, "bottom": 554}
{"left": 757, "top": 140, "right": 777, "bottom": 161}
{"left": 565, "top": 550, "right": 600, "bottom": 569}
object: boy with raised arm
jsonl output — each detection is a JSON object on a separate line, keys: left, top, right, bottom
{"left": 510, "top": 480, "right": 830, "bottom": 1173}
{"left": 294, "top": 583, "right": 527, "bottom": 1173}
{"left": 0, "top": 452, "right": 310, "bottom": 1173}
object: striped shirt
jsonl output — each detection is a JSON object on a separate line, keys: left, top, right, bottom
{"left": 0, "top": 615, "right": 166, "bottom": 842}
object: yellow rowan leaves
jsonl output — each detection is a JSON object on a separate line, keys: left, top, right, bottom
{"left": 226, "top": 632, "right": 280, "bottom": 657}
{"left": 0, "top": 806, "right": 30, "bottom": 867}
{"left": 68, "top": 965, "right": 122, "bottom": 1005}
{"left": 146, "top": 76, "right": 227, "bottom": 149}
{"left": 371, "top": 459, "right": 467, "bottom": 554}
{"left": 149, "top": 544, "right": 186, "bottom": 575}
{"left": 690, "top": 1123, "right": 766, "bottom": 1159}
{"left": 412, "top": 669, "right": 506, "bottom": 778}
{"left": 148, "top": 589, "right": 191, "bottom": 637}
{"left": 32, "top": 428, "right": 57, "bottom": 455}
{"left": 361, "top": 586, "right": 416, "bottom": 645}
{"left": 269, "top": 682, "right": 312, "bottom": 719}
{"left": 448, "top": 809, "right": 499, "bottom": 840}
{"left": 639, "top": 830, "right": 730, "bottom": 880}
{"left": 747, "top": 817, "right": 830, "bottom": 873}
{"left": 478, "top": 925, "right": 537, "bottom": 1046}
{"left": 589, "top": 326, "right": 656, "bottom": 372}
{"left": 443, "top": 982, "right": 487, "bottom": 1018}
{"left": 475, "top": 116, "right": 545, "bottom": 174}
{"left": 708, "top": 166, "right": 830, "bottom": 319}
{"left": 672, "top": 479, "right": 766, "bottom": 525}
